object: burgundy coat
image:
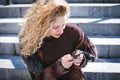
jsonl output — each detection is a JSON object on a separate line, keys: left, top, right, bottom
{"left": 22, "top": 24, "right": 98, "bottom": 80}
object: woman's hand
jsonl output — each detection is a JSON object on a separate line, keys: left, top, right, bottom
{"left": 61, "top": 54, "right": 74, "bottom": 69}
{"left": 73, "top": 54, "right": 83, "bottom": 66}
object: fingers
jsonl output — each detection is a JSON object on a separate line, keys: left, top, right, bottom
{"left": 61, "top": 53, "right": 84, "bottom": 69}
{"left": 61, "top": 54, "right": 74, "bottom": 69}
{"left": 63, "top": 54, "right": 73, "bottom": 60}
{"left": 74, "top": 54, "right": 84, "bottom": 66}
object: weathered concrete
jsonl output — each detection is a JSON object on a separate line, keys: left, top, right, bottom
{"left": 68, "top": 18, "right": 120, "bottom": 36}
{"left": 10, "top": 0, "right": 34, "bottom": 4}
{"left": 66, "top": 0, "right": 102, "bottom": 3}
{"left": 0, "top": 0, "right": 120, "bottom": 80}
{"left": 0, "top": 34, "right": 120, "bottom": 58}
{"left": 83, "top": 62, "right": 120, "bottom": 80}
{"left": 0, "top": 0, "right": 6, "bottom": 5}
{"left": 1, "top": 0, "right": 120, "bottom": 4}
{"left": 0, "top": 23, "right": 21, "bottom": 33}
{"left": 0, "top": 4, "right": 120, "bottom": 18}
{"left": 0, "top": 34, "right": 19, "bottom": 55}
{"left": 0, "top": 55, "right": 31, "bottom": 80}
{"left": 0, "top": 0, "right": 34, "bottom": 5}
{"left": 0, "top": 43, "right": 16, "bottom": 55}
{"left": 84, "top": 72, "right": 120, "bottom": 80}
{"left": 104, "top": 0, "right": 120, "bottom": 3}
{"left": 0, "top": 18, "right": 120, "bottom": 36}
{"left": 1, "top": 55, "right": 120, "bottom": 80}
{"left": 90, "top": 36, "right": 120, "bottom": 58}
{"left": 0, "top": 6, "right": 26, "bottom": 18}
{"left": 66, "top": 0, "right": 120, "bottom": 3}
{"left": 0, "top": 69, "right": 32, "bottom": 80}
{"left": 69, "top": 3, "right": 120, "bottom": 18}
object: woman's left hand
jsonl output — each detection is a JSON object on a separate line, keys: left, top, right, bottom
{"left": 73, "top": 54, "right": 84, "bottom": 66}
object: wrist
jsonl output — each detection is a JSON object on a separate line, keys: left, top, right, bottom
{"left": 56, "top": 59, "right": 69, "bottom": 74}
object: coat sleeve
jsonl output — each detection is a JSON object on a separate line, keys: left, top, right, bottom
{"left": 72, "top": 25, "right": 98, "bottom": 68}
{"left": 22, "top": 53, "right": 69, "bottom": 80}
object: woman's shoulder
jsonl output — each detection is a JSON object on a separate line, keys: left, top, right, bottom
{"left": 65, "top": 23, "right": 82, "bottom": 33}
{"left": 64, "top": 23, "right": 84, "bottom": 39}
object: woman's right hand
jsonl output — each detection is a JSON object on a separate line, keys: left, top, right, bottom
{"left": 61, "top": 54, "right": 74, "bottom": 69}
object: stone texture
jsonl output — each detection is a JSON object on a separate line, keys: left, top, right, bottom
{"left": 0, "top": 4, "right": 120, "bottom": 18}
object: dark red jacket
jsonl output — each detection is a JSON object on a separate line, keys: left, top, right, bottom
{"left": 22, "top": 24, "right": 98, "bottom": 80}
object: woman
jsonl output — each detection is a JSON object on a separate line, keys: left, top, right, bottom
{"left": 19, "top": 0, "right": 98, "bottom": 80}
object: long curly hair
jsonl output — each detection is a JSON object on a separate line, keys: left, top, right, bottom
{"left": 19, "top": 0, "right": 70, "bottom": 57}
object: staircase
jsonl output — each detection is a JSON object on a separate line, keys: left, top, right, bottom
{"left": 0, "top": 0, "right": 120, "bottom": 80}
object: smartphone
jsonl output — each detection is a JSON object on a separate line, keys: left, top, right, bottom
{"left": 72, "top": 49, "right": 83, "bottom": 59}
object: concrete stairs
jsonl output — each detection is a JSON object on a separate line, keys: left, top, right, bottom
{"left": 0, "top": 55, "right": 31, "bottom": 80}
{"left": 0, "top": 0, "right": 120, "bottom": 80}
{"left": 0, "top": 3, "right": 120, "bottom": 18}
{"left": 66, "top": 0, "right": 120, "bottom": 3}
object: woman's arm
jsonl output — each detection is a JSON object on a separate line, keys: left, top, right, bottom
{"left": 72, "top": 24, "right": 98, "bottom": 67}
{"left": 22, "top": 52, "right": 70, "bottom": 80}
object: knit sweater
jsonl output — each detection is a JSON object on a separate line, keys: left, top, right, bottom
{"left": 22, "top": 24, "right": 97, "bottom": 80}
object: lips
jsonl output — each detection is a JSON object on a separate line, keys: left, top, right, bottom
{"left": 55, "top": 34, "right": 61, "bottom": 37}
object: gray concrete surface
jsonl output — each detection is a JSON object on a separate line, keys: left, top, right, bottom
{"left": 1, "top": 0, "right": 120, "bottom": 4}
{"left": 0, "top": 18, "right": 120, "bottom": 36}
{"left": 0, "top": 34, "right": 120, "bottom": 58}
{"left": 0, "top": 4, "right": 120, "bottom": 18}
{"left": 0, "top": 0, "right": 34, "bottom": 5}
{"left": 66, "top": 0, "right": 120, "bottom": 3}
{"left": 0, "top": 1, "right": 120, "bottom": 80}
{"left": 83, "top": 62, "right": 120, "bottom": 80}
{"left": 0, "top": 55, "right": 31, "bottom": 80}
{"left": 1, "top": 55, "right": 120, "bottom": 80}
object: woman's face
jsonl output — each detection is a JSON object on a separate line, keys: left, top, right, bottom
{"left": 48, "top": 16, "right": 67, "bottom": 38}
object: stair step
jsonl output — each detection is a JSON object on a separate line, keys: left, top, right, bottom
{"left": 0, "top": 34, "right": 19, "bottom": 55}
{"left": 83, "top": 61, "right": 120, "bottom": 80}
{"left": 0, "top": 55, "right": 31, "bottom": 80}
{"left": 0, "top": 55, "right": 120, "bottom": 80}
{"left": 0, "top": 18, "right": 120, "bottom": 36}
{"left": 0, "top": 34, "right": 120, "bottom": 58}
{"left": 0, "top": 0, "right": 34, "bottom": 5}
{"left": 0, "top": 55, "right": 26, "bottom": 69}
{"left": 69, "top": 3, "right": 120, "bottom": 18}
{"left": 1, "top": 18, "right": 119, "bottom": 23}
{"left": 0, "top": 34, "right": 19, "bottom": 43}
{"left": 90, "top": 36, "right": 120, "bottom": 58}
{"left": 0, "top": 18, "right": 23, "bottom": 34}
{"left": 86, "top": 58, "right": 120, "bottom": 74}
{"left": 69, "top": 18, "right": 120, "bottom": 36}
{"left": 0, "top": 3, "right": 120, "bottom": 18}
{"left": 66, "top": 0, "right": 120, "bottom": 3}
{"left": 1, "top": 0, "right": 120, "bottom": 5}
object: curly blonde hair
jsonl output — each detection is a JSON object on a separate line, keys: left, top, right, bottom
{"left": 19, "top": 0, "right": 70, "bottom": 56}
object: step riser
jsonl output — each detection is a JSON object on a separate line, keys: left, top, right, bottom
{"left": 70, "top": 5, "right": 120, "bottom": 18}
{"left": 0, "top": 43, "right": 120, "bottom": 58}
{"left": 0, "top": 4, "right": 120, "bottom": 18}
{"left": 0, "top": 7, "right": 28, "bottom": 18}
{"left": 0, "top": 0, "right": 34, "bottom": 5}
{"left": 0, "top": 43, "right": 19, "bottom": 55}
{"left": 1, "top": 55, "right": 120, "bottom": 80}
{"left": 1, "top": 0, "right": 120, "bottom": 4}
{"left": 78, "top": 23, "right": 120, "bottom": 36}
{"left": 0, "top": 23, "right": 120, "bottom": 36}
{"left": 1, "top": 70, "right": 120, "bottom": 80}
{"left": 84, "top": 72, "right": 120, "bottom": 80}
{"left": 97, "top": 45, "right": 120, "bottom": 58}
{"left": 0, "top": 23, "right": 21, "bottom": 34}
{"left": 67, "top": 0, "right": 120, "bottom": 3}
{"left": 0, "top": 0, "right": 5, "bottom": 4}
{"left": 0, "top": 69, "right": 31, "bottom": 80}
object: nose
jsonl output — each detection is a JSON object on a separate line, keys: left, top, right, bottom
{"left": 57, "top": 27, "right": 64, "bottom": 34}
